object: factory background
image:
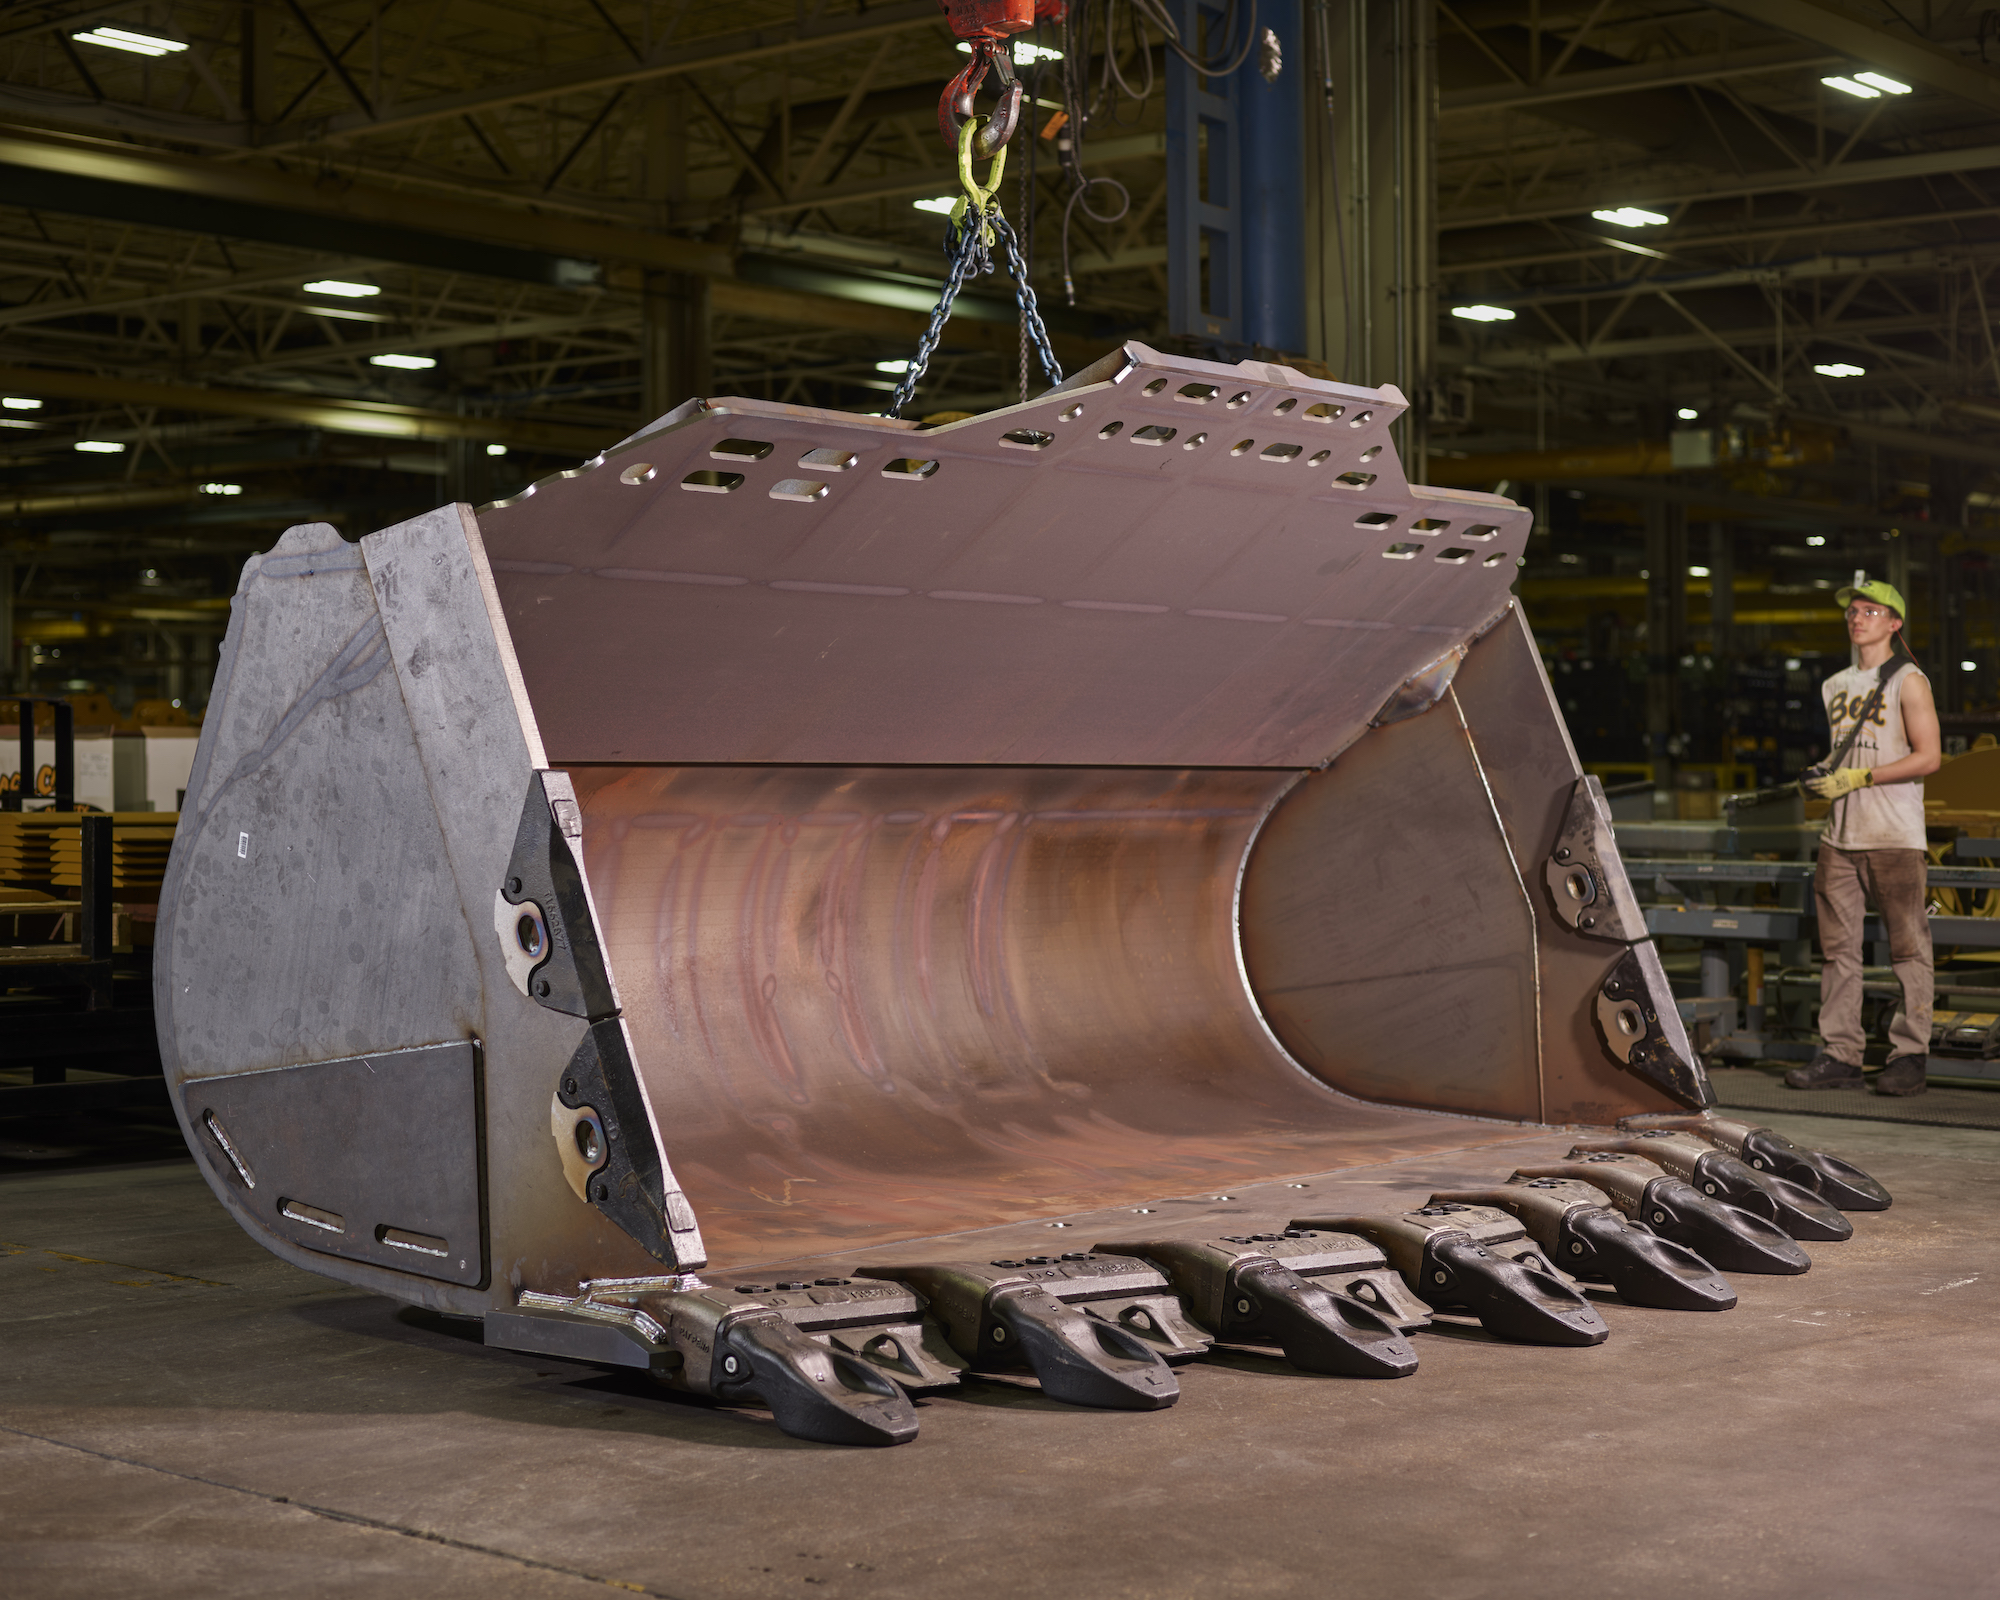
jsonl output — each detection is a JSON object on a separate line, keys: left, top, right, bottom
{"left": 7, "top": 0, "right": 1999, "bottom": 796}
{"left": 8, "top": 5, "right": 2000, "bottom": 1596}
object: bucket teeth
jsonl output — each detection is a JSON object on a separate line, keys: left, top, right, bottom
{"left": 1291, "top": 1206, "right": 1609, "bottom": 1347}
{"left": 855, "top": 1257, "right": 1187, "bottom": 1410}
{"left": 1618, "top": 1112, "right": 1893, "bottom": 1211}
{"left": 712, "top": 1314, "right": 920, "bottom": 1447}
{"left": 1098, "top": 1234, "right": 1419, "bottom": 1378}
{"left": 1559, "top": 1206, "right": 1737, "bottom": 1311}
{"left": 1428, "top": 1180, "right": 1737, "bottom": 1311}
{"left": 1570, "top": 1134, "right": 1854, "bottom": 1242}
{"left": 496, "top": 1273, "right": 938, "bottom": 1445}
{"left": 1514, "top": 1157, "right": 1812, "bottom": 1275}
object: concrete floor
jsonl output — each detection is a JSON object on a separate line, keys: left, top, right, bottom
{"left": 5, "top": 1109, "right": 1999, "bottom": 1599}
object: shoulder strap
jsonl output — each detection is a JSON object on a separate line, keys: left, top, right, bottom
{"left": 1827, "top": 655, "right": 1911, "bottom": 769}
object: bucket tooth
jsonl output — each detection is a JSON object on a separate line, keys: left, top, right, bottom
{"left": 1617, "top": 1113, "right": 1893, "bottom": 1210}
{"left": 1428, "top": 1179, "right": 1736, "bottom": 1311}
{"left": 1569, "top": 1134, "right": 1853, "bottom": 1242}
{"left": 490, "top": 1273, "right": 933, "bottom": 1445}
{"left": 712, "top": 1316, "right": 919, "bottom": 1447}
{"left": 856, "top": 1256, "right": 1188, "bottom": 1410}
{"left": 1293, "top": 1206, "right": 1608, "bottom": 1346}
{"left": 1098, "top": 1233, "right": 1419, "bottom": 1377}
{"left": 1514, "top": 1156, "right": 1812, "bottom": 1275}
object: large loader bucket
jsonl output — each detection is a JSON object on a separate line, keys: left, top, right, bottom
{"left": 155, "top": 343, "right": 1720, "bottom": 1393}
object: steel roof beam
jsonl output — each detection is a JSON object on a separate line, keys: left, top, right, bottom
{"left": 1716, "top": 0, "right": 2000, "bottom": 117}
{"left": 1442, "top": 139, "right": 2000, "bottom": 229}
{"left": 1441, "top": 41, "right": 1842, "bottom": 113}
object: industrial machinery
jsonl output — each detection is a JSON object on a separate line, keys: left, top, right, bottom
{"left": 155, "top": 343, "right": 1884, "bottom": 1444}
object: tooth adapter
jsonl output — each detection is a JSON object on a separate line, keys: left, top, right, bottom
{"left": 1513, "top": 1156, "right": 1811, "bottom": 1275}
{"left": 1568, "top": 1133, "right": 1853, "bottom": 1242}
{"left": 1428, "top": 1178, "right": 1736, "bottom": 1311}
{"left": 855, "top": 1254, "right": 1197, "bottom": 1409}
{"left": 1617, "top": 1112, "right": 1892, "bottom": 1211}
{"left": 1097, "top": 1230, "right": 1421, "bottom": 1377}
{"left": 1292, "top": 1206, "right": 1609, "bottom": 1346}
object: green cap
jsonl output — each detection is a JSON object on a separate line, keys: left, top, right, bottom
{"left": 1836, "top": 578, "right": 1906, "bottom": 617}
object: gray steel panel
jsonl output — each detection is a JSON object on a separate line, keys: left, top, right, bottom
{"left": 184, "top": 1041, "right": 485, "bottom": 1286}
{"left": 155, "top": 523, "right": 480, "bottom": 1082}
{"left": 476, "top": 342, "right": 1529, "bottom": 769}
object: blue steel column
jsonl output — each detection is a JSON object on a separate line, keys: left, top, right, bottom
{"left": 1165, "top": 0, "right": 1244, "bottom": 343}
{"left": 1238, "top": 0, "right": 1305, "bottom": 353}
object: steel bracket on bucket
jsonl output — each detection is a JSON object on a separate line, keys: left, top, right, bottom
{"left": 558, "top": 1020, "right": 705, "bottom": 1267}
{"left": 1596, "top": 945, "right": 1712, "bottom": 1108}
{"left": 499, "top": 770, "right": 618, "bottom": 1017}
{"left": 1545, "top": 776, "right": 1647, "bottom": 942}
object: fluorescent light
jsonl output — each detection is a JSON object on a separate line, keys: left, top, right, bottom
{"left": 1854, "top": 71, "right": 1911, "bottom": 95}
{"left": 1689, "top": 565, "right": 1711, "bottom": 578}
{"left": 1964, "top": 660, "right": 1979, "bottom": 672}
{"left": 1822, "top": 75, "right": 1880, "bottom": 98}
{"left": 304, "top": 280, "right": 381, "bottom": 298}
{"left": 1592, "top": 206, "right": 1669, "bottom": 228}
{"left": 1677, "top": 407, "right": 1699, "bottom": 421}
{"left": 74, "top": 25, "right": 186, "bottom": 55}
{"left": 2, "top": 396, "right": 42, "bottom": 410}
{"left": 912, "top": 197, "right": 957, "bottom": 215}
{"left": 74, "top": 439, "right": 125, "bottom": 453}
{"left": 486, "top": 444, "right": 508, "bottom": 456}
{"left": 1814, "top": 362, "right": 1866, "bottom": 377}
{"left": 370, "top": 353, "right": 436, "bottom": 370}
{"left": 1807, "top": 535, "right": 1827, "bottom": 547}
{"left": 875, "top": 359, "right": 913, "bottom": 374}
{"left": 956, "top": 39, "right": 1063, "bottom": 63}
{"left": 1452, "top": 304, "right": 1515, "bottom": 322}
{"left": 200, "top": 482, "right": 243, "bottom": 496}
{"left": 304, "top": 306, "right": 388, "bottom": 322}
{"left": 1785, "top": 657, "right": 1802, "bottom": 670}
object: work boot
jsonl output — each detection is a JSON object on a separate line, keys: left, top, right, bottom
{"left": 1784, "top": 1053, "right": 1865, "bottom": 1090}
{"left": 1874, "top": 1054, "right": 1929, "bottom": 1097}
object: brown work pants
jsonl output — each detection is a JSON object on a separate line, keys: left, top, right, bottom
{"left": 1815, "top": 843, "right": 1933, "bottom": 1065}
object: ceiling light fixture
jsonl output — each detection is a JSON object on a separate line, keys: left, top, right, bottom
{"left": 74, "top": 25, "right": 186, "bottom": 55}
{"left": 304, "top": 280, "right": 381, "bottom": 297}
{"left": 1814, "top": 362, "right": 1866, "bottom": 377}
{"left": 1451, "top": 304, "right": 1515, "bottom": 322}
{"left": 487, "top": 444, "right": 508, "bottom": 456}
{"left": 1689, "top": 565, "right": 1711, "bottom": 578}
{"left": 2, "top": 396, "right": 42, "bottom": 409}
{"left": 912, "top": 196, "right": 957, "bottom": 215}
{"left": 1807, "top": 535, "right": 1827, "bottom": 546}
{"left": 1823, "top": 74, "right": 1882, "bottom": 98}
{"left": 875, "top": 359, "right": 913, "bottom": 373}
{"left": 1677, "top": 407, "right": 1699, "bottom": 421}
{"left": 1964, "top": 660, "right": 1980, "bottom": 672}
{"left": 200, "top": 482, "right": 243, "bottom": 495}
{"left": 1591, "top": 206, "right": 1669, "bottom": 228}
{"left": 74, "top": 439, "right": 125, "bottom": 453}
{"left": 370, "top": 353, "right": 436, "bottom": 370}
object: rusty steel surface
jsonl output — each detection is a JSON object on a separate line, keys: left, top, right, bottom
{"left": 477, "top": 343, "right": 1528, "bottom": 770}
{"left": 569, "top": 762, "right": 1525, "bottom": 1268}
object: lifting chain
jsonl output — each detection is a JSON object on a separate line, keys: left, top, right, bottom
{"left": 888, "top": 118, "right": 1063, "bottom": 419}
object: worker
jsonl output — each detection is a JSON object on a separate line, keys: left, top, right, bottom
{"left": 1786, "top": 579, "right": 1942, "bottom": 1097}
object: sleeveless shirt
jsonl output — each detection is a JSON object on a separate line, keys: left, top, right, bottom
{"left": 1820, "top": 659, "right": 1929, "bottom": 851}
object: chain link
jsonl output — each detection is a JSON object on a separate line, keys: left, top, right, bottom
{"left": 888, "top": 210, "right": 1063, "bottom": 420}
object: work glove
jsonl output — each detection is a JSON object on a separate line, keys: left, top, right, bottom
{"left": 1805, "top": 767, "right": 1873, "bottom": 799}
